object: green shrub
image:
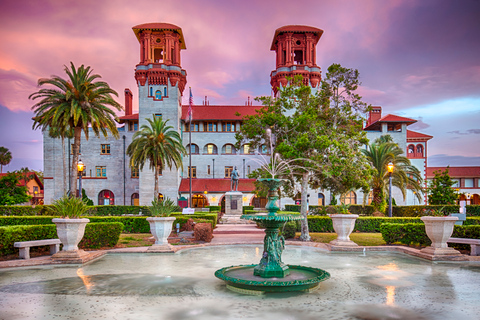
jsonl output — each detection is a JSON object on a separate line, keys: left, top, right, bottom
{"left": 207, "top": 205, "right": 220, "bottom": 212}
{"left": 280, "top": 221, "right": 298, "bottom": 239}
{"left": 466, "top": 205, "right": 480, "bottom": 216}
{"left": 242, "top": 206, "right": 254, "bottom": 213}
{"left": 379, "top": 223, "right": 429, "bottom": 245}
{"left": 0, "top": 222, "right": 124, "bottom": 256}
{"left": 79, "top": 222, "right": 124, "bottom": 249}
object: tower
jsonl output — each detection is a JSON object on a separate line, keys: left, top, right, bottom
{"left": 270, "top": 25, "right": 324, "bottom": 95}
{"left": 132, "top": 23, "right": 187, "bottom": 205}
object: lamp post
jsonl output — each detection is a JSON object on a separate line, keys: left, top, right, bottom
{"left": 387, "top": 161, "right": 394, "bottom": 217}
{"left": 77, "top": 159, "right": 85, "bottom": 198}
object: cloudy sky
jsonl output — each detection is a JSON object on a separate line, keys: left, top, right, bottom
{"left": 0, "top": 0, "right": 479, "bottom": 172}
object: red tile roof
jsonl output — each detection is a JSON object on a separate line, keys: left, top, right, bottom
{"left": 0, "top": 172, "right": 44, "bottom": 189}
{"left": 179, "top": 178, "right": 257, "bottom": 193}
{"left": 180, "top": 105, "right": 260, "bottom": 121}
{"left": 426, "top": 167, "right": 480, "bottom": 178}
{"left": 118, "top": 113, "right": 139, "bottom": 123}
{"left": 364, "top": 114, "right": 417, "bottom": 131}
{"left": 407, "top": 130, "right": 433, "bottom": 141}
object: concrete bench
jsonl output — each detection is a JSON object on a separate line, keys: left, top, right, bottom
{"left": 447, "top": 237, "right": 480, "bottom": 256}
{"left": 14, "top": 239, "right": 61, "bottom": 259}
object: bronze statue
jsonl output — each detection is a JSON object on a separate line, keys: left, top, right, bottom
{"left": 231, "top": 166, "right": 239, "bottom": 191}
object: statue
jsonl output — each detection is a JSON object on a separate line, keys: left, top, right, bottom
{"left": 231, "top": 166, "right": 239, "bottom": 191}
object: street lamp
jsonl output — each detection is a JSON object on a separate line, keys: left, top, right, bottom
{"left": 387, "top": 161, "right": 394, "bottom": 217}
{"left": 77, "top": 159, "right": 85, "bottom": 198}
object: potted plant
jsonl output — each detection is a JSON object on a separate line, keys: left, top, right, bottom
{"left": 420, "top": 207, "right": 460, "bottom": 255}
{"left": 51, "top": 194, "right": 90, "bottom": 252}
{"left": 146, "top": 197, "right": 179, "bottom": 251}
{"left": 328, "top": 203, "right": 359, "bottom": 246}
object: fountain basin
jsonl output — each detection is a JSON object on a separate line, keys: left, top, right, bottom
{"left": 214, "top": 264, "right": 330, "bottom": 294}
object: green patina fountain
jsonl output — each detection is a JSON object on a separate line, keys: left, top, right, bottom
{"left": 215, "top": 178, "right": 330, "bottom": 294}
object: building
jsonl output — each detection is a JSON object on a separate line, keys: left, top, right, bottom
{"left": 43, "top": 23, "right": 435, "bottom": 208}
{"left": 0, "top": 172, "right": 44, "bottom": 205}
{"left": 426, "top": 167, "right": 480, "bottom": 205}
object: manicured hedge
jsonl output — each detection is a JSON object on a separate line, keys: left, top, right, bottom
{"left": 242, "top": 206, "right": 254, "bottom": 213}
{"left": 380, "top": 223, "right": 480, "bottom": 251}
{"left": 0, "top": 213, "right": 218, "bottom": 233}
{"left": 305, "top": 216, "right": 424, "bottom": 233}
{"left": 0, "top": 222, "right": 124, "bottom": 256}
{"left": 207, "top": 206, "right": 220, "bottom": 212}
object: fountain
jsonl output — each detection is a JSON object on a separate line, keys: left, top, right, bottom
{"left": 214, "top": 178, "right": 330, "bottom": 294}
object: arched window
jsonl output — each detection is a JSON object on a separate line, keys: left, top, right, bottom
{"left": 408, "top": 145, "right": 415, "bottom": 154}
{"left": 318, "top": 193, "right": 325, "bottom": 206}
{"left": 340, "top": 191, "right": 356, "bottom": 205}
{"left": 242, "top": 144, "right": 252, "bottom": 154}
{"left": 155, "top": 90, "right": 162, "bottom": 99}
{"left": 98, "top": 190, "right": 115, "bottom": 205}
{"left": 150, "top": 87, "right": 153, "bottom": 96}
{"left": 131, "top": 193, "right": 139, "bottom": 206}
{"left": 192, "top": 194, "right": 208, "bottom": 208}
{"left": 416, "top": 144, "right": 423, "bottom": 157}
{"left": 187, "top": 144, "right": 199, "bottom": 154}
{"left": 204, "top": 143, "right": 218, "bottom": 154}
{"left": 222, "top": 144, "right": 236, "bottom": 154}
{"left": 164, "top": 87, "right": 167, "bottom": 97}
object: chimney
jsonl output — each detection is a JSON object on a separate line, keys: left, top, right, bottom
{"left": 367, "top": 106, "right": 382, "bottom": 126}
{"left": 124, "top": 89, "right": 133, "bottom": 116}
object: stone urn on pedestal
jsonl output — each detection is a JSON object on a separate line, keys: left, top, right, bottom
{"left": 50, "top": 194, "right": 91, "bottom": 263}
{"left": 146, "top": 197, "right": 179, "bottom": 252}
{"left": 420, "top": 216, "right": 461, "bottom": 256}
{"left": 328, "top": 204, "right": 358, "bottom": 246}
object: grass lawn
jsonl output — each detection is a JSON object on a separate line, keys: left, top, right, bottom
{"left": 299, "top": 232, "right": 387, "bottom": 246}
{"left": 116, "top": 233, "right": 154, "bottom": 248}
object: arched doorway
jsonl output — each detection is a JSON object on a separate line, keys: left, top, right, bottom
{"left": 317, "top": 193, "right": 325, "bottom": 206}
{"left": 98, "top": 190, "right": 114, "bottom": 205}
{"left": 252, "top": 196, "right": 267, "bottom": 208}
{"left": 340, "top": 191, "right": 357, "bottom": 205}
{"left": 192, "top": 194, "right": 208, "bottom": 208}
{"left": 471, "top": 194, "right": 479, "bottom": 205}
{"left": 131, "top": 193, "right": 139, "bottom": 206}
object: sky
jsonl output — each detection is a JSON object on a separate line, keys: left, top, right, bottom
{"left": 0, "top": 0, "right": 479, "bottom": 172}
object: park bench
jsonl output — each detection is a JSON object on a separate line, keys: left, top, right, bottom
{"left": 14, "top": 239, "right": 61, "bottom": 259}
{"left": 447, "top": 237, "right": 480, "bottom": 256}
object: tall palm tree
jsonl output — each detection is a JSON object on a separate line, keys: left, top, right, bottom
{"left": 0, "top": 147, "right": 12, "bottom": 173}
{"left": 362, "top": 136, "right": 423, "bottom": 209}
{"left": 127, "top": 116, "right": 186, "bottom": 197}
{"left": 30, "top": 62, "right": 123, "bottom": 196}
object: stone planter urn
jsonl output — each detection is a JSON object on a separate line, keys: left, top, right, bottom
{"left": 328, "top": 214, "right": 359, "bottom": 246}
{"left": 420, "top": 216, "right": 461, "bottom": 255}
{"left": 52, "top": 218, "right": 90, "bottom": 251}
{"left": 146, "top": 217, "right": 176, "bottom": 252}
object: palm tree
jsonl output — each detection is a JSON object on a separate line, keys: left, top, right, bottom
{"left": 127, "top": 116, "right": 186, "bottom": 197}
{"left": 0, "top": 147, "right": 12, "bottom": 173}
{"left": 362, "top": 135, "right": 423, "bottom": 210}
{"left": 30, "top": 62, "right": 123, "bottom": 196}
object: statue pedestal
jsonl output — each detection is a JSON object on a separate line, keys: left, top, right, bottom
{"left": 225, "top": 191, "right": 243, "bottom": 215}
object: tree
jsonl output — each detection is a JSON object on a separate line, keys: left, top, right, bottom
{"left": 127, "top": 116, "right": 186, "bottom": 197}
{"left": 0, "top": 172, "right": 31, "bottom": 205}
{"left": 362, "top": 135, "right": 423, "bottom": 211}
{"left": 237, "top": 64, "right": 372, "bottom": 241}
{"left": 30, "top": 62, "right": 123, "bottom": 197}
{"left": 0, "top": 147, "right": 12, "bottom": 173}
{"left": 427, "top": 167, "right": 459, "bottom": 205}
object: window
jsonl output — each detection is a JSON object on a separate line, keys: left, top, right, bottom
{"left": 223, "top": 144, "right": 235, "bottom": 154}
{"left": 150, "top": 87, "right": 153, "bottom": 96}
{"left": 98, "top": 190, "right": 114, "bottom": 205}
{"left": 204, "top": 143, "right": 218, "bottom": 154}
{"left": 408, "top": 145, "right": 415, "bottom": 154}
{"left": 465, "top": 179, "right": 474, "bottom": 188}
{"left": 225, "top": 166, "right": 233, "bottom": 178}
{"left": 247, "top": 165, "right": 251, "bottom": 175}
{"left": 260, "top": 144, "right": 269, "bottom": 154}
{"left": 192, "top": 194, "right": 207, "bottom": 208}
{"left": 164, "top": 87, "right": 167, "bottom": 97}
{"left": 188, "top": 166, "right": 196, "bottom": 178}
{"left": 207, "top": 165, "right": 211, "bottom": 175}
{"left": 452, "top": 179, "right": 460, "bottom": 188}
{"left": 242, "top": 144, "right": 251, "bottom": 154}
{"left": 222, "top": 122, "right": 235, "bottom": 132}
{"left": 186, "top": 122, "right": 199, "bottom": 132}
{"left": 187, "top": 144, "right": 199, "bottom": 154}
{"left": 131, "top": 167, "right": 139, "bottom": 178}
{"left": 155, "top": 90, "right": 162, "bottom": 99}
{"left": 96, "top": 166, "right": 106, "bottom": 177}
{"left": 70, "top": 144, "right": 81, "bottom": 155}
{"left": 416, "top": 144, "right": 424, "bottom": 156}
{"left": 318, "top": 193, "right": 325, "bottom": 206}
{"left": 101, "top": 144, "right": 110, "bottom": 155}
{"left": 205, "top": 122, "right": 217, "bottom": 132}
{"left": 129, "top": 122, "right": 138, "bottom": 131}
{"left": 131, "top": 193, "right": 139, "bottom": 206}
{"left": 155, "top": 113, "right": 162, "bottom": 119}
{"left": 340, "top": 191, "right": 357, "bottom": 205}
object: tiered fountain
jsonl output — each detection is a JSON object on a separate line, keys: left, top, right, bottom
{"left": 215, "top": 178, "right": 330, "bottom": 294}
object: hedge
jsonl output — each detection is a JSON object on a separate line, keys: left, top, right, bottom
{"left": 0, "top": 222, "right": 124, "bottom": 256}
{"left": 0, "top": 213, "right": 218, "bottom": 233}
{"left": 380, "top": 223, "right": 480, "bottom": 251}
{"left": 207, "top": 206, "right": 220, "bottom": 212}
{"left": 243, "top": 206, "right": 254, "bottom": 213}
